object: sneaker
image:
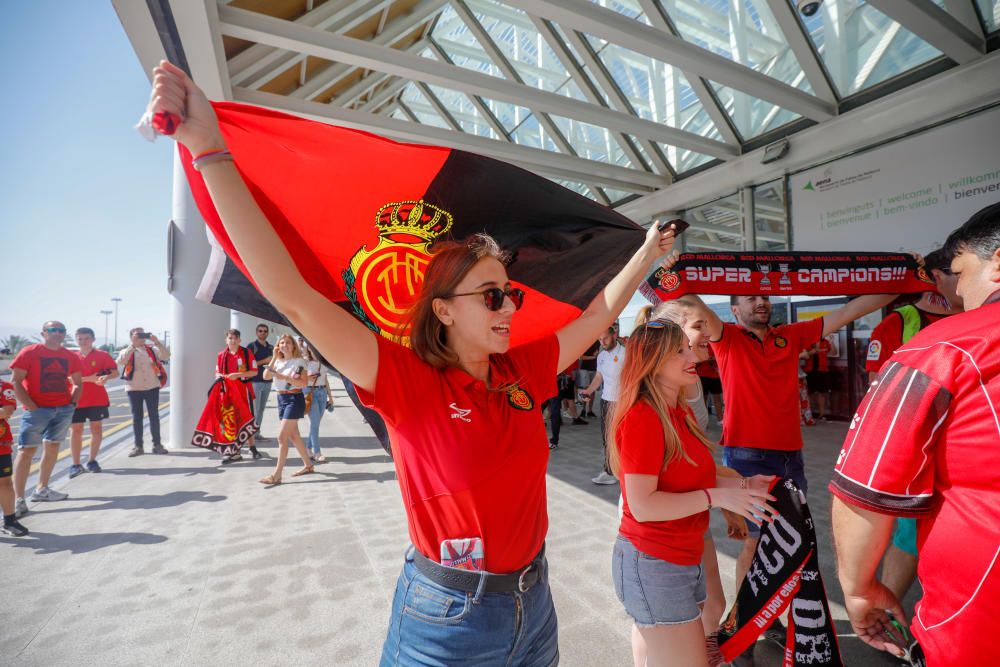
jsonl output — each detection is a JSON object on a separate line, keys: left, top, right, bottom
{"left": 561, "top": 410, "right": 571, "bottom": 419}
{"left": 128, "top": 446, "right": 144, "bottom": 457}
{"left": 548, "top": 440, "right": 559, "bottom": 450}
{"left": 221, "top": 453, "right": 243, "bottom": 465}
{"left": 1, "top": 520, "right": 29, "bottom": 537}
{"left": 586, "top": 411, "right": 598, "bottom": 418}
{"left": 86, "top": 460, "right": 102, "bottom": 473}
{"left": 30, "top": 486, "right": 69, "bottom": 502}
{"left": 251, "top": 448, "right": 263, "bottom": 460}
{"left": 311, "top": 453, "right": 326, "bottom": 463}
{"left": 14, "top": 497, "right": 28, "bottom": 518}
{"left": 591, "top": 471, "right": 618, "bottom": 485}
{"left": 68, "top": 464, "right": 85, "bottom": 478}
{"left": 572, "top": 417, "right": 588, "bottom": 425}
{"left": 151, "top": 444, "right": 168, "bottom": 455}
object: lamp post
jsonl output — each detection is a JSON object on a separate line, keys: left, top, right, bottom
{"left": 111, "top": 297, "right": 123, "bottom": 349}
{"left": 100, "top": 310, "right": 113, "bottom": 349}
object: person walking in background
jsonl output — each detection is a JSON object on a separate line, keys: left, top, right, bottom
{"left": 303, "top": 344, "right": 333, "bottom": 463}
{"left": 609, "top": 319, "right": 775, "bottom": 667}
{"left": 117, "top": 327, "right": 169, "bottom": 457}
{"left": 1, "top": 379, "right": 29, "bottom": 536}
{"left": 246, "top": 322, "right": 274, "bottom": 440}
{"left": 10, "top": 321, "right": 83, "bottom": 517}
{"left": 259, "top": 334, "right": 313, "bottom": 484}
{"left": 581, "top": 327, "right": 626, "bottom": 485}
{"left": 68, "top": 327, "right": 118, "bottom": 477}
{"left": 804, "top": 335, "right": 833, "bottom": 421}
{"left": 215, "top": 328, "right": 261, "bottom": 462}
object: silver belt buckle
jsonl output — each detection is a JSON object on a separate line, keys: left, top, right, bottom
{"left": 517, "top": 564, "right": 535, "bottom": 592}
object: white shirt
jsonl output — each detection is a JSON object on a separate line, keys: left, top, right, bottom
{"left": 270, "top": 357, "right": 307, "bottom": 392}
{"left": 595, "top": 344, "right": 626, "bottom": 401}
{"left": 686, "top": 379, "right": 709, "bottom": 431}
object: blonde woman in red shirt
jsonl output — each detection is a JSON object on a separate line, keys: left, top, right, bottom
{"left": 610, "top": 319, "right": 776, "bottom": 666}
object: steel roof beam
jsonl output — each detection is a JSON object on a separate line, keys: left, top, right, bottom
{"left": 868, "top": 0, "right": 985, "bottom": 64}
{"left": 218, "top": 5, "right": 738, "bottom": 158}
{"left": 764, "top": 0, "right": 838, "bottom": 104}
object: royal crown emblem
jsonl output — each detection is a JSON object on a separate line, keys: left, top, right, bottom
{"left": 343, "top": 200, "right": 454, "bottom": 346}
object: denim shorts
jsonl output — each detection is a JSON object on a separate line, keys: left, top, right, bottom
{"left": 723, "top": 446, "right": 807, "bottom": 537}
{"left": 381, "top": 548, "right": 559, "bottom": 666}
{"left": 892, "top": 517, "right": 918, "bottom": 556}
{"left": 612, "top": 536, "right": 706, "bottom": 627}
{"left": 18, "top": 404, "right": 75, "bottom": 448}
{"left": 276, "top": 392, "right": 305, "bottom": 420}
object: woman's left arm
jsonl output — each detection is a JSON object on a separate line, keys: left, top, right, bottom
{"left": 555, "top": 224, "right": 676, "bottom": 371}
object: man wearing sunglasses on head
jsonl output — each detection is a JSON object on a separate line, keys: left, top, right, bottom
{"left": 9, "top": 321, "right": 83, "bottom": 518}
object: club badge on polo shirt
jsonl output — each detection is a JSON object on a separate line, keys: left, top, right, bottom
{"left": 774, "top": 336, "right": 788, "bottom": 348}
{"left": 449, "top": 403, "right": 472, "bottom": 423}
{"left": 506, "top": 383, "right": 534, "bottom": 411}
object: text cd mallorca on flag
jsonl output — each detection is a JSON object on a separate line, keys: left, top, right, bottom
{"left": 185, "top": 102, "right": 646, "bottom": 347}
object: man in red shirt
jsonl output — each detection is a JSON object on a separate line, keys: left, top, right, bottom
{"left": 216, "top": 328, "right": 261, "bottom": 461}
{"left": 68, "top": 327, "right": 119, "bottom": 477}
{"left": 1, "top": 379, "right": 29, "bottom": 536}
{"left": 10, "top": 321, "right": 83, "bottom": 517}
{"left": 831, "top": 202, "right": 1000, "bottom": 665}
{"left": 681, "top": 288, "right": 896, "bottom": 665}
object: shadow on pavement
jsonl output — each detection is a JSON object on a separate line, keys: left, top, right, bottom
{"left": 29, "top": 491, "right": 226, "bottom": 514}
{"left": 104, "top": 466, "right": 226, "bottom": 477}
{"left": 0, "top": 531, "right": 168, "bottom": 555}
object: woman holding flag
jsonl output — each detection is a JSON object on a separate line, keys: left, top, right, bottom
{"left": 146, "top": 60, "right": 675, "bottom": 665}
{"left": 609, "top": 319, "right": 776, "bottom": 667}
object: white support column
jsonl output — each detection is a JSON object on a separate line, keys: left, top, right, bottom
{"left": 169, "top": 152, "right": 230, "bottom": 449}
{"left": 230, "top": 311, "right": 257, "bottom": 340}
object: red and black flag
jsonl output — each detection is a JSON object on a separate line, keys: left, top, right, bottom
{"left": 186, "top": 102, "right": 646, "bottom": 347}
{"left": 191, "top": 378, "right": 257, "bottom": 457}
{"left": 642, "top": 251, "right": 935, "bottom": 303}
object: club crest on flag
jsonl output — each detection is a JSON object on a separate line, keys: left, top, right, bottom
{"left": 343, "top": 199, "right": 453, "bottom": 346}
{"left": 506, "top": 384, "right": 534, "bottom": 411}
{"left": 220, "top": 402, "right": 237, "bottom": 442}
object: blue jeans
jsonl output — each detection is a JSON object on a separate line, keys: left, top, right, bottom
{"left": 723, "top": 446, "right": 807, "bottom": 537}
{"left": 18, "top": 404, "right": 74, "bottom": 448}
{"left": 380, "top": 549, "right": 559, "bottom": 666}
{"left": 251, "top": 381, "right": 272, "bottom": 429}
{"left": 304, "top": 386, "right": 327, "bottom": 454}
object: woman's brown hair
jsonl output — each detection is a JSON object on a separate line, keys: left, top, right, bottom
{"left": 406, "top": 233, "right": 510, "bottom": 368}
{"left": 272, "top": 334, "right": 302, "bottom": 361}
{"left": 607, "top": 320, "right": 713, "bottom": 477}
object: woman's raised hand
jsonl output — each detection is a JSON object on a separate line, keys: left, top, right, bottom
{"left": 640, "top": 220, "right": 677, "bottom": 263}
{"left": 147, "top": 60, "right": 225, "bottom": 154}
{"left": 710, "top": 487, "right": 779, "bottom": 527}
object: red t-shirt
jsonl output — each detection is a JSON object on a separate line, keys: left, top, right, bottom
{"left": 805, "top": 338, "right": 831, "bottom": 373}
{"left": 865, "top": 309, "right": 947, "bottom": 374}
{"left": 0, "top": 381, "right": 16, "bottom": 454}
{"left": 829, "top": 295, "right": 1000, "bottom": 665}
{"left": 356, "top": 334, "right": 559, "bottom": 573}
{"left": 217, "top": 347, "right": 257, "bottom": 378}
{"left": 617, "top": 401, "right": 716, "bottom": 566}
{"left": 74, "top": 349, "right": 117, "bottom": 408}
{"left": 712, "top": 319, "right": 823, "bottom": 451}
{"left": 10, "top": 344, "right": 83, "bottom": 408}
{"left": 695, "top": 353, "right": 719, "bottom": 379}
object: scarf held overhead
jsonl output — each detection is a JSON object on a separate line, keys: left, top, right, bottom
{"left": 718, "top": 479, "right": 843, "bottom": 666}
{"left": 191, "top": 378, "right": 257, "bottom": 458}
{"left": 642, "top": 252, "right": 934, "bottom": 303}
{"left": 184, "top": 101, "right": 646, "bottom": 347}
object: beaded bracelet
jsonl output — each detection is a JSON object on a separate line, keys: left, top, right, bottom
{"left": 192, "top": 149, "right": 233, "bottom": 171}
{"left": 702, "top": 488, "right": 713, "bottom": 510}
{"left": 740, "top": 477, "right": 748, "bottom": 490}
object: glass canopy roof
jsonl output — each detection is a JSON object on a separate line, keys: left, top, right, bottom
{"left": 215, "top": 0, "right": 999, "bottom": 205}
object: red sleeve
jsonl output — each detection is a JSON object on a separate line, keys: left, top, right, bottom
{"left": 0, "top": 383, "right": 15, "bottom": 408}
{"left": 618, "top": 403, "right": 666, "bottom": 476}
{"left": 99, "top": 351, "right": 117, "bottom": 372}
{"left": 865, "top": 313, "right": 903, "bottom": 373}
{"left": 785, "top": 318, "right": 823, "bottom": 352}
{"left": 353, "top": 336, "right": 435, "bottom": 425}
{"left": 829, "top": 359, "right": 951, "bottom": 517}
{"left": 68, "top": 352, "right": 83, "bottom": 375}
{"left": 709, "top": 322, "right": 738, "bottom": 361}
{"left": 9, "top": 346, "right": 33, "bottom": 373}
{"left": 506, "top": 334, "right": 559, "bottom": 402}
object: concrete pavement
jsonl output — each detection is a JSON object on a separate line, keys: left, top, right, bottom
{"left": 1, "top": 378, "right": 910, "bottom": 665}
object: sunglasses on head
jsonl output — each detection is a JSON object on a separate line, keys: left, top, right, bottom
{"left": 45, "top": 327, "right": 67, "bottom": 334}
{"left": 443, "top": 286, "right": 525, "bottom": 311}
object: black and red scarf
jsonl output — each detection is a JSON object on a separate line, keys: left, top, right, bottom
{"left": 718, "top": 478, "right": 843, "bottom": 666}
{"left": 121, "top": 346, "right": 167, "bottom": 387}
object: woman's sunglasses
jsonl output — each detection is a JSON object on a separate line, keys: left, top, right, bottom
{"left": 443, "top": 286, "right": 525, "bottom": 311}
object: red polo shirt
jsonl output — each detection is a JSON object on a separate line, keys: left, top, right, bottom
{"left": 10, "top": 344, "right": 83, "bottom": 408}
{"left": 356, "top": 334, "right": 559, "bottom": 574}
{"left": 617, "top": 400, "right": 716, "bottom": 565}
{"left": 830, "top": 293, "right": 1000, "bottom": 666}
{"left": 865, "top": 309, "right": 947, "bottom": 374}
{"left": 75, "top": 349, "right": 117, "bottom": 408}
{"left": 711, "top": 319, "right": 823, "bottom": 451}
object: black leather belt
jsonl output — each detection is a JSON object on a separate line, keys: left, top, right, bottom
{"left": 412, "top": 545, "right": 545, "bottom": 594}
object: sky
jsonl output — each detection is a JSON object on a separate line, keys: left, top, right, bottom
{"left": 0, "top": 2, "right": 175, "bottom": 347}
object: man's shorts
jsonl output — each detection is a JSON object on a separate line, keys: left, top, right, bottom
{"left": 891, "top": 517, "right": 918, "bottom": 556}
{"left": 18, "top": 404, "right": 74, "bottom": 449}
{"left": 0, "top": 452, "right": 12, "bottom": 478}
{"left": 722, "top": 446, "right": 808, "bottom": 538}
{"left": 72, "top": 405, "right": 110, "bottom": 424}
{"left": 806, "top": 370, "right": 831, "bottom": 393}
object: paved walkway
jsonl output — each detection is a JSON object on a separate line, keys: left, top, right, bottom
{"left": 1, "top": 379, "right": 911, "bottom": 665}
